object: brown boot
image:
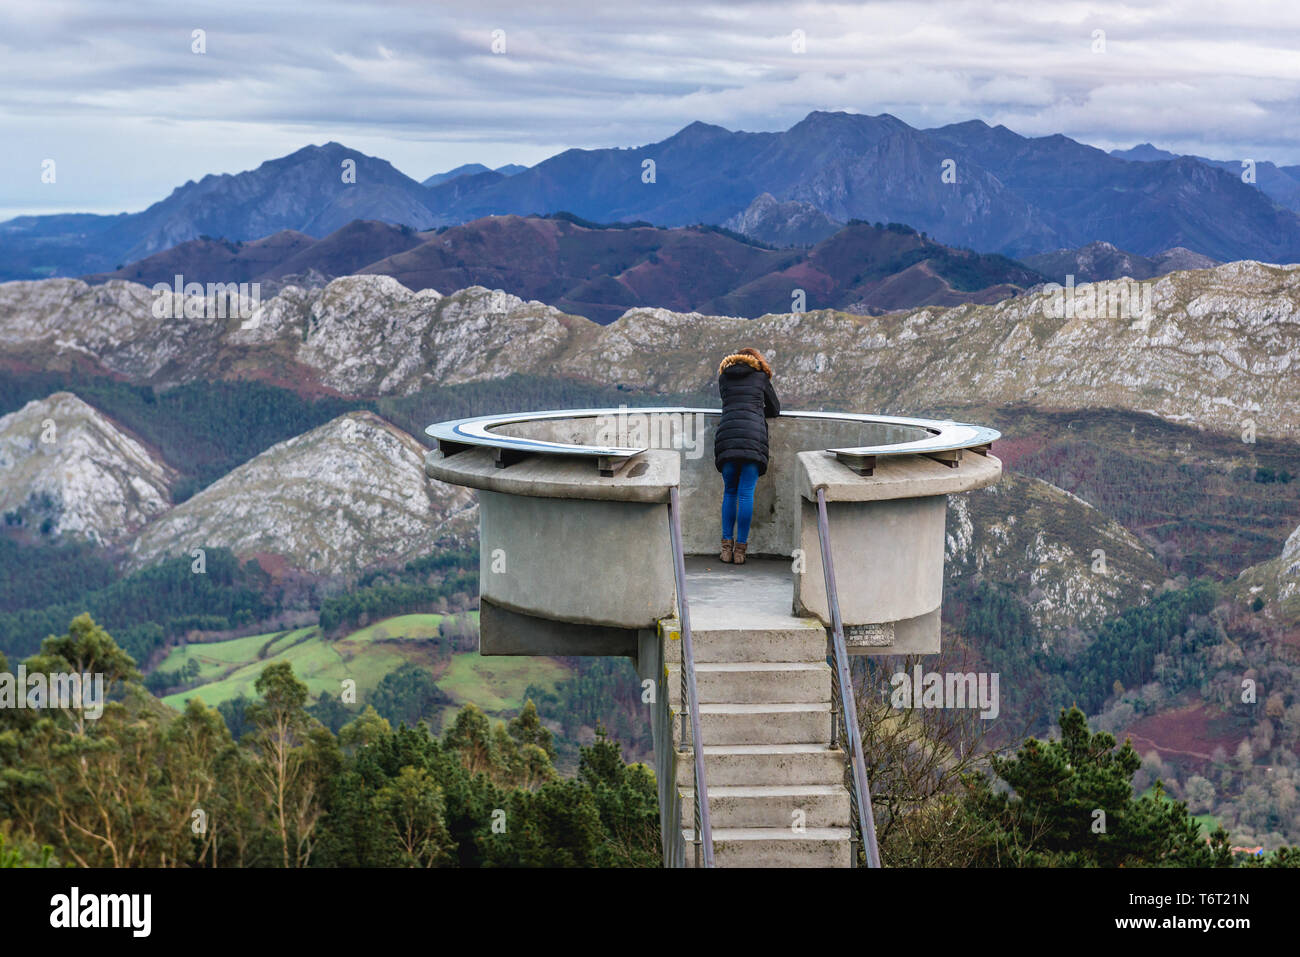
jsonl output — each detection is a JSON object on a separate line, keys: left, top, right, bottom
{"left": 720, "top": 539, "right": 734, "bottom": 563}
{"left": 733, "top": 542, "right": 748, "bottom": 565}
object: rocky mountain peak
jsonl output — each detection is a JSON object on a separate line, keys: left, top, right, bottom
{"left": 125, "top": 410, "right": 473, "bottom": 577}
{"left": 723, "top": 193, "right": 843, "bottom": 247}
{"left": 0, "top": 391, "right": 176, "bottom": 544}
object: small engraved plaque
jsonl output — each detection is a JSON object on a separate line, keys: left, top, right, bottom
{"left": 846, "top": 622, "right": 893, "bottom": 648}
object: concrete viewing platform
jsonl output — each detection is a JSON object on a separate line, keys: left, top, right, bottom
{"left": 425, "top": 407, "right": 1001, "bottom": 658}
{"left": 685, "top": 556, "right": 800, "bottom": 632}
{"left": 423, "top": 406, "right": 1002, "bottom": 867}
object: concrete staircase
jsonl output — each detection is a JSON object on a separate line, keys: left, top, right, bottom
{"left": 665, "top": 619, "right": 853, "bottom": 867}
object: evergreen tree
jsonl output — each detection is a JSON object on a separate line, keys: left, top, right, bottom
{"left": 962, "top": 707, "right": 1221, "bottom": 867}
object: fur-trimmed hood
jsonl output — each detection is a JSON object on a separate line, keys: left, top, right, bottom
{"left": 718, "top": 352, "right": 772, "bottom": 377}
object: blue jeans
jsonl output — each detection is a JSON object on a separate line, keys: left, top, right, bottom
{"left": 721, "top": 460, "right": 760, "bottom": 544}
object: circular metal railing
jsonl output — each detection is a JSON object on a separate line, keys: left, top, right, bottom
{"left": 426, "top": 407, "right": 999, "bottom": 471}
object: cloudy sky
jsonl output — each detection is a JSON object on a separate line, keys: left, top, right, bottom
{"left": 4, "top": 0, "right": 1300, "bottom": 218}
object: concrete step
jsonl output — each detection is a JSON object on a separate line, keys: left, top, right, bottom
{"left": 664, "top": 623, "right": 827, "bottom": 664}
{"left": 656, "top": 613, "right": 852, "bottom": 866}
{"left": 666, "top": 661, "right": 831, "bottom": 705}
{"left": 671, "top": 702, "right": 832, "bottom": 746}
{"left": 681, "top": 827, "right": 852, "bottom": 867}
{"left": 678, "top": 784, "right": 850, "bottom": 829}
{"left": 674, "top": 743, "right": 846, "bottom": 787}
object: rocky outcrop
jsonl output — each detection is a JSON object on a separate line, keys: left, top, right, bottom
{"left": 1023, "top": 240, "right": 1219, "bottom": 284}
{"left": 0, "top": 392, "right": 176, "bottom": 544}
{"left": 723, "top": 193, "right": 842, "bottom": 247}
{"left": 1234, "top": 522, "right": 1300, "bottom": 623}
{"left": 946, "top": 472, "right": 1167, "bottom": 638}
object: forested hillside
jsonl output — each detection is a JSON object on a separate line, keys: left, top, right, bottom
{"left": 0, "top": 616, "right": 660, "bottom": 867}
{"left": 3, "top": 616, "right": 1292, "bottom": 868}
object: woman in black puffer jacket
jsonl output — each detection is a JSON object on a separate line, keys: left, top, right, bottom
{"left": 714, "top": 347, "right": 781, "bottom": 565}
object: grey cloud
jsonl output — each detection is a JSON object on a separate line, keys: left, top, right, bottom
{"left": 4, "top": 0, "right": 1300, "bottom": 215}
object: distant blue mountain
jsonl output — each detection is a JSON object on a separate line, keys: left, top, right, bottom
{"left": 1109, "top": 143, "right": 1180, "bottom": 163}
{"left": 424, "top": 112, "right": 1300, "bottom": 263}
{"left": 421, "top": 162, "right": 528, "bottom": 187}
{"left": 5, "top": 113, "right": 1300, "bottom": 281}
{"left": 1109, "top": 143, "right": 1300, "bottom": 214}
{"left": 0, "top": 142, "right": 438, "bottom": 278}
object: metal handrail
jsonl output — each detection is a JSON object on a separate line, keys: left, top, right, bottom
{"left": 426, "top": 408, "right": 1000, "bottom": 464}
{"left": 668, "top": 486, "right": 714, "bottom": 868}
{"left": 815, "top": 487, "right": 882, "bottom": 868}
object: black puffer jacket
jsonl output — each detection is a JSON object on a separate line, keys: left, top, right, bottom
{"left": 713, "top": 353, "right": 781, "bottom": 474}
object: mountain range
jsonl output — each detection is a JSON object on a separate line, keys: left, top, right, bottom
{"left": 4, "top": 259, "right": 1298, "bottom": 439}
{"left": 80, "top": 214, "right": 1048, "bottom": 322}
{"left": 7, "top": 112, "right": 1300, "bottom": 283}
